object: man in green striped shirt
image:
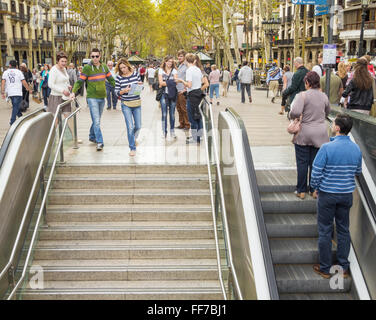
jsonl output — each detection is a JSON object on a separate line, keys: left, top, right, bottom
{"left": 72, "top": 48, "right": 116, "bottom": 151}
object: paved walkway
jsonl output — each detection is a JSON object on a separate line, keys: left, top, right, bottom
{"left": 0, "top": 83, "right": 296, "bottom": 169}
{"left": 0, "top": 96, "right": 43, "bottom": 146}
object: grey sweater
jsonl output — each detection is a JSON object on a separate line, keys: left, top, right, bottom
{"left": 290, "top": 89, "right": 331, "bottom": 148}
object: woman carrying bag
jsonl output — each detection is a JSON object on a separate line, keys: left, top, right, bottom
{"left": 158, "top": 56, "right": 178, "bottom": 139}
{"left": 289, "top": 71, "right": 330, "bottom": 200}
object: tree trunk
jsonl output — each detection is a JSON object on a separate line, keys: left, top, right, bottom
{"left": 302, "top": 5, "right": 307, "bottom": 64}
{"left": 293, "top": 5, "right": 301, "bottom": 70}
{"left": 222, "top": 6, "right": 235, "bottom": 72}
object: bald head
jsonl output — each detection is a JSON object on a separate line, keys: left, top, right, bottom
{"left": 69, "top": 63, "right": 74, "bottom": 68}
{"left": 107, "top": 61, "right": 114, "bottom": 69}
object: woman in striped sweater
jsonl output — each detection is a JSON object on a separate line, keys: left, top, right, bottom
{"left": 115, "top": 58, "right": 143, "bottom": 157}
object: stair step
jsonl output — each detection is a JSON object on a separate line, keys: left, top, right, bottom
{"left": 270, "top": 238, "right": 336, "bottom": 264}
{"left": 21, "top": 280, "right": 223, "bottom": 300}
{"left": 261, "top": 192, "right": 317, "bottom": 213}
{"left": 256, "top": 169, "right": 297, "bottom": 193}
{"left": 48, "top": 189, "right": 211, "bottom": 205}
{"left": 265, "top": 214, "right": 318, "bottom": 238}
{"left": 46, "top": 204, "right": 212, "bottom": 222}
{"left": 39, "top": 222, "right": 214, "bottom": 241}
{"left": 34, "top": 239, "right": 217, "bottom": 260}
{"left": 56, "top": 164, "right": 208, "bottom": 175}
{"left": 29, "top": 264, "right": 219, "bottom": 281}
{"left": 275, "top": 264, "right": 352, "bottom": 294}
{"left": 51, "top": 174, "right": 210, "bottom": 189}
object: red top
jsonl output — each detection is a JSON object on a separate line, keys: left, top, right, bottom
{"left": 139, "top": 67, "right": 146, "bottom": 75}
{"left": 368, "top": 64, "right": 375, "bottom": 78}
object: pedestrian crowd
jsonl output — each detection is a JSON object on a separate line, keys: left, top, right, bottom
{"left": 2, "top": 49, "right": 375, "bottom": 284}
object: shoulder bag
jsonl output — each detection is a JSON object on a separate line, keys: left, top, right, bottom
{"left": 287, "top": 92, "right": 305, "bottom": 135}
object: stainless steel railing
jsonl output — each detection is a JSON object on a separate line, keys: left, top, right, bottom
{"left": 199, "top": 98, "right": 243, "bottom": 300}
{"left": 0, "top": 98, "right": 82, "bottom": 299}
{"left": 7, "top": 104, "right": 82, "bottom": 299}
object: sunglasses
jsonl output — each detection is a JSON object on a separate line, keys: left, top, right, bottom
{"left": 91, "top": 55, "right": 100, "bottom": 58}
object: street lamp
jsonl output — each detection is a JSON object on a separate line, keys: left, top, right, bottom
{"left": 358, "top": 0, "right": 370, "bottom": 57}
{"left": 262, "top": 18, "right": 280, "bottom": 63}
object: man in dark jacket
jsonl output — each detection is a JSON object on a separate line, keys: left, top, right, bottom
{"left": 282, "top": 57, "right": 309, "bottom": 104}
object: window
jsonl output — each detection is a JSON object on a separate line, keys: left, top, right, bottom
{"left": 20, "top": 27, "right": 24, "bottom": 39}
{"left": 57, "top": 25, "right": 64, "bottom": 35}
{"left": 57, "top": 10, "right": 62, "bottom": 19}
{"left": 12, "top": 26, "right": 16, "bottom": 38}
{"left": 318, "top": 26, "right": 322, "bottom": 37}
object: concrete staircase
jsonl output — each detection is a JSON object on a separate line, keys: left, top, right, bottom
{"left": 256, "top": 169, "right": 355, "bottom": 300}
{"left": 21, "top": 164, "right": 224, "bottom": 300}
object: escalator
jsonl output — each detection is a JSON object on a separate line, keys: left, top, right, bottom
{"left": 215, "top": 105, "right": 375, "bottom": 300}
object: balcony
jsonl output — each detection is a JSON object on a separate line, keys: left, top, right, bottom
{"left": 41, "top": 40, "right": 52, "bottom": 47}
{"left": 251, "top": 42, "right": 262, "bottom": 50}
{"left": 54, "top": 34, "right": 66, "bottom": 41}
{"left": 344, "top": 21, "right": 376, "bottom": 31}
{"left": 10, "top": 13, "right": 30, "bottom": 23}
{"left": 53, "top": 16, "right": 64, "bottom": 23}
{"left": 0, "top": 32, "right": 7, "bottom": 41}
{"left": 0, "top": 2, "right": 11, "bottom": 14}
{"left": 10, "top": 38, "right": 29, "bottom": 46}
{"left": 275, "top": 39, "right": 294, "bottom": 46}
{"left": 43, "top": 20, "right": 52, "bottom": 28}
{"left": 38, "top": 0, "right": 50, "bottom": 9}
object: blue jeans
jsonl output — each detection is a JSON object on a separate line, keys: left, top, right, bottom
{"left": 317, "top": 191, "right": 353, "bottom": 274}
{"left": 87, "top": 98, "right": 105, "bottom": 144}
{"left": 160, "top": 94, "right": 176, "bottom": 135}
{"left": 187, "top": 97, "right": 203, "bottom": 143}
{"left": 121, "top": 104, "right": 141, "bottom": 151}
{"left": 294, "top": 144, "right": 319, "bottom": 193}
{"left": 209, "top": 83, "right": 220, "bottom": 99}
{"left": 10, "top": 96, "right": 23, "bottom": 125}
{"left": 106, "top": 83, "right": 118, "bottom": 109}
{"left": 42, "top": 86, "right": 50, "bottom": 106}
{"left": 236, "top": 80, "right": 241, "bottom": 92}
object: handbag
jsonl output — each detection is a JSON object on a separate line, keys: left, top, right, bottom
{"left": 287, "top": 92, "right": 305, "bottom": 135}
{"left": 155, "top": 70, "right": 173, "bottom": 102}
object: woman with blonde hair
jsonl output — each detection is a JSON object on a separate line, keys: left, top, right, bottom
{"left": 115, "top": 57, "right": 143, "bottom": 156}
{"left": 336, "top": 62, "right": 348, "bottom": 89}
{"left": 158, "top": 55, "right": 178, "bottom": 139}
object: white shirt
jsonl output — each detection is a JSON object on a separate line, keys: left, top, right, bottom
{"left": 48, "top": 65, "right": 70, "bottom": 97}
{"left": 2, "top": 68, "right": 25, "bottom": 97}
{"left": 186, "top": 66, "right": 202, "bottom": 92}
{"left": 147, "top": 67, "right": 156, "bottom": 78}
{"left": 312, "top": 65, "right": 323, "bottom": 77}
{"left": 159, "top": 68, "right": 177, "bottom": 94}
{"left": 238, "top": 66, "right": 253, "bottom": 84}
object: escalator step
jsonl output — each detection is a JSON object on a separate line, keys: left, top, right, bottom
{"left": 279, "top": 293, "right": 354, "bottom": 300}
{"left": 265, "top": 213, "right": 317, "bottom": 238}
{"left": 261, "top": 192, "right": 317, "bottom": 214}
{"left": 270, "top": 238, "right": 336, "bottom": 264}
{"left": 275, "top": 264, "right": 352, "bottom": 294}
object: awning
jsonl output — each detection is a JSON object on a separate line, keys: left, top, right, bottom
{"left": 128, "top": 55, "right": 144, "bottom": 63}
{"left": 195, "top": 51, "right": 213, "bottom": 63}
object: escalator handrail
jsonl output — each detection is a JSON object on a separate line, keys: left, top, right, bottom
{"left": 0, "top": 107, "right": 45, "bottom": 169}
{"left": 225, "top": 107, "right": 280, "bottom": 300}
{"left": 7, "top": 103, "right": 82, "bottom": 299}
{"left": 0, "top": 99, "right": 79, "bottom": 293}
{"left": 200, "top": 98, "right": 243, "bottom": 299}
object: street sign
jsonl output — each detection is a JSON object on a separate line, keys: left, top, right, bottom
{"left": 323, "top": 44, "right": 337, "bottom": 67}
{"left": 292, "top": 0, "right": 327, "bottom": 5}
{"left": 315, "top": 4, "right": 329, "bottom": 16}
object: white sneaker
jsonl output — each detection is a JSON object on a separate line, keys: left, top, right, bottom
{"left": 129, "top": 150, "right": 136, "bottom": 157}
{"left": 170, "top": 132, "right": 177, "bottom": 139}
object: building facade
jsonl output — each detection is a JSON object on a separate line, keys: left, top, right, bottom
{"left": 339, "top": 0, "right": 376, "bottom": 60}
{"left": 0, "top": 0, "right": 98, "bottom": 70}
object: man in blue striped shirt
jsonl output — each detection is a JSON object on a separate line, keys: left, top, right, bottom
{"left": 311, "top": 114, "right": 362, "bottom": 279}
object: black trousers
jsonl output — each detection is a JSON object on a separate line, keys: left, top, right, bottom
{"left": 241, "top": 83, "right": 251, "bottom": 103}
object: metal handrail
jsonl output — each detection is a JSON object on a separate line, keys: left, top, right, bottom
{"left": 0, "top": 99, "right": 81, "bottom": 298}
{"left": 7, "top": 103, "right": 82, "bottom": 299}
{"left": 0, "top": 107, "right": 45, "bottom": 169}
{"left": 200, "top": 102, "right": 227, "bottom": 300}
{"left": 200, "top": 98, "right": 243, "bottom": 300}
